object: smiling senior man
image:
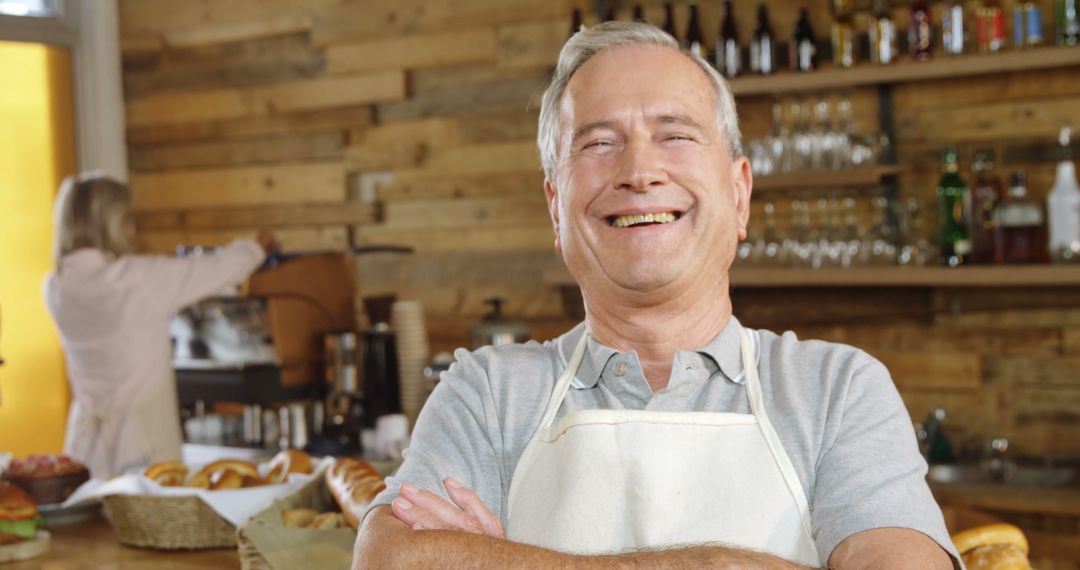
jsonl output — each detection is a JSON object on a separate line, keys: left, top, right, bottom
{"left": 354, "top": 21, "right": 958, "bottom": 569}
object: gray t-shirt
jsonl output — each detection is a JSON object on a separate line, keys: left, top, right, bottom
{"left": 369, "top": 317, "right": 960, "bottom": 566}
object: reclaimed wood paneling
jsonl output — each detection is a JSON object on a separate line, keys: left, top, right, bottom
{"left": 327, "top": 29, "right": 497, "bottom": 74}
{"left": 130, "top": 132, "right": 345, "bottom": 171}
{"left": 375, "top": 171, "right": 544, "bottom": 201}
{"left": 311, "top": 0, "right": 571, "bottom": 45}
{"left": 130, "top": 162, "right": 346, "bottom": 210}
{"left": 126, "top": 105, "right": 373, "bottom": 145}
{"left": 135, "top": 202, "right": 376, "bottom": 231}
{"left": 873, "top": 351, "right": 983, "bottom": 390}
{"left": 127, "top": 70, "right": 406, "bottom": 127}
{"left": 137, "top": 226, "right": 348, "bottom": 254}
{"left": 116, "top": 0, "right": 1080, "bottom": 467}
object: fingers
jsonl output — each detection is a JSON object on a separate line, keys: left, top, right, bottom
{"left": 444, "top": 477, "right": 505, "bottom": 538}
{"left": 392, "top": 483, "right": 485, "bottom": 534}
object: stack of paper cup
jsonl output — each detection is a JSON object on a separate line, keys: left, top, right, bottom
{"left": 391, "top": 300, "right": 430, "bottom": 425}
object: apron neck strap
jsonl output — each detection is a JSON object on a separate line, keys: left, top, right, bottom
{"left": 538, "top": 330, "right": 590, "bottom": 434}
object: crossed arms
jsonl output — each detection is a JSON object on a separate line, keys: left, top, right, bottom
{"left": 352, "top": 478, "right": 953, "bottom": 570}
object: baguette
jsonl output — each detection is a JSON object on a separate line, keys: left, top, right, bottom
{"left": 325, "top": 458, "right": 385, "bottom": 528}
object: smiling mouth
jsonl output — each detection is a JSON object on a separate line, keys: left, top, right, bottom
{"left": 608, "top": 211, "right": 682, "bottom": 228}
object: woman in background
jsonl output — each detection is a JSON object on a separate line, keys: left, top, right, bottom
{"left": 44, "top": 173, "right": 275, "bottom": 478}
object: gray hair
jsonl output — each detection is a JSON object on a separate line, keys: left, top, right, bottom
{"left": 537, "top": 21, "right": 743, "bottom": 180}
{"left": 53, "top": 173, "right": 134, "bottom": 266}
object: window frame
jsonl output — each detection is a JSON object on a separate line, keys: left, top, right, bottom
{"left": 0, "top": 0, "right": 128, "bottom": 178}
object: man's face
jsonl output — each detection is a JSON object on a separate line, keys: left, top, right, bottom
{"left": 546, "top": 44, "right": 751, "bottom": 298}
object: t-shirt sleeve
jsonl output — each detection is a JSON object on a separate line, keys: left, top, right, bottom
{"left": 811, "top": 353, "right": 961, "bottom": 566}
{"left": 365, "top": 348, "right": 505, "bottom": 524}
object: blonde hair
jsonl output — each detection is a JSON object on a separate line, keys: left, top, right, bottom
{"left": 53, "top": 173, "right": 134, "bottom": 266}
{"left": 537, "top": 21, "right": 742, "bottom": 180}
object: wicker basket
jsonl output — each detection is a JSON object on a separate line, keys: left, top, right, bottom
{"left": 102, "top": 494, "right": 236, "bottom": 550}
{"left": 236, "top": 467, "right": 351, "bottom": 570}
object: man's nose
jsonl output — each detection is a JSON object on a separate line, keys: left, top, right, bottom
{"left": 613, "top": 138, "right": 668, "bottom": 192}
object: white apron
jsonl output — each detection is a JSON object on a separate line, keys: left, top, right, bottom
{"left": 506, "top": 326, "right": 820, "bottom": 565}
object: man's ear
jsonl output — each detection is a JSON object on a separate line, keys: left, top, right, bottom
{"left": 731, "top": 156, "right": 753, "bottom": 241}
{"left": 544, "top": 178, "right": 562, "bottom": 254}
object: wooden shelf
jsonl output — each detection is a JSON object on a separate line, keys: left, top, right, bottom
{"left": 544, "top": 265, "right": 1080, "bottom": 288}
{"left": 753, "top": 165, "right": 900, "bottom": 192}
{"left": 729, "top": 45, "right": 1080, "bottom": 96}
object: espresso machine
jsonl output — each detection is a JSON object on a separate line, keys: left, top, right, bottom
{"left": 316, "top": 246, "right": 412, "bottom": 453}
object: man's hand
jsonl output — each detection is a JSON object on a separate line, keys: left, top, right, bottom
{"left": 390, "top": 477, "right": 505, "bottom": 538}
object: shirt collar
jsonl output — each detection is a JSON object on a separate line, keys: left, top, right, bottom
{"left": 558, "top": 316, "right": 756, "bottom": 389}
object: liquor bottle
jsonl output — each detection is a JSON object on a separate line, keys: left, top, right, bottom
{"left": 870, "top": 0, "right": 898, "bottom": 64}
{"left": 937, "top": 147, "right": 972, "bottom": 267}
{"left": 993, "top": 171, "right": 1049, "bottom": 264}
{"left": 1025, "top": 2, "right": 1045, "bottom": 46}
{"left": 943, "top": 1, "right": 965, "bottom": 55}
{"left": 685, "top": 0, "right": 705, "bottom": 57}
{"left": 1047, "top": 124, "right": 1080, "bottom": 262}
{"left": 632, "top": 4, "right": 646, "bottom": 23}
{"left": 1059, "top": 0, "right": 1080, "bottom": 45}
{"left": 602, "top": 1, "right": 616, "bottom": 22}
{"left": 750, "top": 2, "right": 775, "bottom": 74}
{"left": 790, "top": 6, "right": 817, "bottom": 72}
{"left": 662, "top": 2, "right": 678, "bottom": 42}
{"left": 831, "top": 0, "right": 856, "bottom": 68}
{"left": 968, "top": 149, "right": 1002, "bottom": 264}
{"left": 569, "top": 7, "right": 582, "bottom": 38}
{"left": 976, "top": 0, "right": 1006, "bottom": 52}
{"left": 909, "top": 0, "right": 933, "bottom": 61}
{"left": 716, "top": 0, "right": 740, "bottom": 77}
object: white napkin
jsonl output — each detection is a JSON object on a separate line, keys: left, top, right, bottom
{"left": 62, "top": 456, "right": 335, "bottom": 527}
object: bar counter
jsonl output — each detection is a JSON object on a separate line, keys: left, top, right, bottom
{"left": 6, "top": 516, "right": 237, "bottom": 569}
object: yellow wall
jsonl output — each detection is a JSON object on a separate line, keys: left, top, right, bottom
{"left": 0, "top": 41, "right": 76, "bottom": 454}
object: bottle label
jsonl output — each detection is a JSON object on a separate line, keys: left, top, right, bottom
{"left": 798, "top": 40, "right": 814, "bottom": 70}
{"left": 954, "top": 239, "right": 973, "bottom": 255}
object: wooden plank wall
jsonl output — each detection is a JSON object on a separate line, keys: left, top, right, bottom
{"left": 118, "top": 0, "right": 1080, "bottom": 459}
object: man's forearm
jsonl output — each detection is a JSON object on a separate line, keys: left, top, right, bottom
{"left": 355, "top": 508, "right": 814, "bottom": 569}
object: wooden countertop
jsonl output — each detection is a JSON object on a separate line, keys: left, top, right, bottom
{"left": 5, "top": 516, "right": 238, "bottom": 569}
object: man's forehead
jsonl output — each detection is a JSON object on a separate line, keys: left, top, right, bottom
{"left": 561, "top": 45, "right": 716, "bottom": 126}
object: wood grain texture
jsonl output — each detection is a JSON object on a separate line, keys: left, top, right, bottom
{"left": 127, "top": 70, "right": 406, "bottom": 127}
{"left": 873, "top": 351, "right": 983, "bottom": 390}
{"left": 130, "top": 132, "right": 345, "bottom": 171}
{"left": 327, "top": 29, "right": 497, "bottom": 74}
{"left": 130, "top": 162, "right": 346, "bottom": 210}
{"left": 135, "top": 202, "right": 376, "bottom": 231}
{"left": 126, "top": 105, "right": 373, "bottom": 145}
{"left": 137, "top": 225, "right": 348, "bottom": 254}
{"left": 311, "top": 0, "right": 571, "bottom": 45}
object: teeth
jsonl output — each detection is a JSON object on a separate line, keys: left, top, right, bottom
{"left": 611, "top": 212, "right": 677, "bottom": 228}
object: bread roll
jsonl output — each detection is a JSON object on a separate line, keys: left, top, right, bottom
{"left": 311, "top": 512, "right": 347, "bottom": 529}
{"left": 282, "top": 508, "right": 319, "bottom": 528}
{"left": 144, "top": 461, "right": 188, "bottom": 487}
{"left": 194, "top": 459, "right": 258, "bottom": 480}
{"left": 210, "top": 469, "right": 244, "bottom": 490}
{"left": 325, "top": 458, "right": 385, "bottom": 528}
{"left": 266, "top": 449, "right": 313, "bottom": 483}
{"left": 952, "top": 523, "right": 1031, "bottom": 570}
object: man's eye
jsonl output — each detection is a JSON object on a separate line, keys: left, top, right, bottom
{"left": 584, "top": 140, "right": 612, "bottom": 150}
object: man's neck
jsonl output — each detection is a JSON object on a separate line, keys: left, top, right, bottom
{"left": 582, "top": 284, "right": 733, "bottom": 393}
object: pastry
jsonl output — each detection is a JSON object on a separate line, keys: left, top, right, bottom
{"left": 325, "top": 458, "right": 385, "bottom": 529}
{"left": 952, "top": 523, "right": 1031, "bottom": 570}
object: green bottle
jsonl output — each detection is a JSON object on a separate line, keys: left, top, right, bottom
{"left": 937, "top": 147, "right": 972, "bottom": 267}
{"left": 1059, "top": 0, "right": 1080, "bottom": 45}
